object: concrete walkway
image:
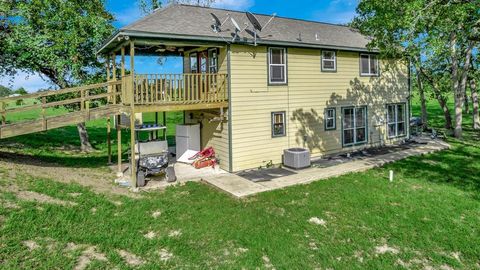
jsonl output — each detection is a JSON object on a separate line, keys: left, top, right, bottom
{"left": 202, "top": 138, "right": 450, "bottom": 198}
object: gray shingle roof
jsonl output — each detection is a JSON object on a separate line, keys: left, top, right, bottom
{"left": 100, "top": 4, "right": 374, "bottom": 53}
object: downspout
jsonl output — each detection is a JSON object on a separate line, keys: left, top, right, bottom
{"left": 227, "top": 44, "right": 233, "bottom": 173}
{"left": 407, "top": 59, "right": 412, "bottom": 139}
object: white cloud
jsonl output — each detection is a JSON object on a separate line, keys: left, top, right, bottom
{"left": 213, "top": 0, "right": 254, "bottom": 10}
{"left": 0, "top": 71, "right": 53, "bottom": 93}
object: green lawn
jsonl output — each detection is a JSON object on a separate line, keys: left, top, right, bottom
{"left": 0, "top": 99, "right": 479, "bottom": 269}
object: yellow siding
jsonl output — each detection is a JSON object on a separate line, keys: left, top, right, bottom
{"left": 229, "top": 45, "right": 409, "bottom": 171}
{"left": 183, "top": 47, "right": 230, "bottom": 171}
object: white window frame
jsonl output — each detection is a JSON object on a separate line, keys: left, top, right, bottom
{"left": 342, "top": 106, "right": 367, "bottom": 146}
{"left": 321, "top": 50, "right": 336, "bottom": 72}
{"left": 271, "top": 111, "right": 286, "bottom": 137}
{"left": 360, "top": 54, "right": 379, "bottom": 76}
{"left": 386, "top": 103, "right": 406, "bottom": 138}
{"left": 268, "top": 47, "right": 287, "bottom": 84}
{"left": 324, "top": 108, "right": 336, "bottom": 130}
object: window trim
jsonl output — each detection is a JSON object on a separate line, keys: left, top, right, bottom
{"left": 267, "top": 47, "right": 288, "bottom": 85}
{"left": 271, "top": 111, "right": 287, "bottom": 138}
{"left": 359, "top": 53, "right": 379, "bottom": 77}
{"left": 324, "top": 107, "right": 337, "bottom": 130}
{"left": 321, "top": 50, "right": 337, "bottom": 72}
{"left": 386, "top": 103, "right": 407, "bottom": 139}
{"left": 341, "top": 106, "right": 368, "bottom": 147}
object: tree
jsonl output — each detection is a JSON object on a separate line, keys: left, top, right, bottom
{"left": 14, "top": 87, "right": 28, "bottom": 95}
{"left": 354, "top": 0, "right": 479, "bottom": 138}
{"left": 0, "top": 0, "right": 115, "bottom": 151}
{"left": 0, "top": 85, "right": 12, "bottom": 97}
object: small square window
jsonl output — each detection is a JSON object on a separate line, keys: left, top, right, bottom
{"left": 272, "top": 111, "right": 286, "bottom": 137}
{"left": 324, "top": 108, "right": 336, "bottom": 130}
{"left": 322, "top": 51, "right": 336, "bottom": 71}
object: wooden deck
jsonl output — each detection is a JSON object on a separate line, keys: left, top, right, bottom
{"left": 0, "top": 73, "right": 228, "bottom": 139}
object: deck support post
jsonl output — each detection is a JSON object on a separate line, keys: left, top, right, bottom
{"left": 106, "top": 54, "right": 113, "bottom": 165}
{"left": 129, "top": 40, "right": 137, "bottom": 187}
{"left": 107, "top": 117, "right": 112, "bottom": 164}
{"left": 117, "top": 47, "right": 126, "bottom": 176}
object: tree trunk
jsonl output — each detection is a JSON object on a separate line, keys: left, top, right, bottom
{"left": 438, "top": 95, "right": 453, "bottom": 130}
{"left": 472, "top": 79, "right": 480, "bottom": 129}
{"left": 414, "top": 60, "right": 428, "bottom": 129}
{"left": 418, "top": 65, "right": 452, "bottom": 130}
{"left": 77, "top": 122, "right": 94, "bottom": 152}
{"left": 450, "top": 33, "right": 463, "bottom": 138}
{"left": 41, "top": 68, "right": 94, "bottom": 152}
{"left": 464, "top": 91, "right": 470, "bottom": 114}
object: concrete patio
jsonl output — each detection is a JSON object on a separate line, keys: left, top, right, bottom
{"left": 202, "top": 136, "right": 450, "bottom": 198}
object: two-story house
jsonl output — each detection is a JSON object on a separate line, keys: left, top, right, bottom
{"left": 98, "top": 4, "right": 410, "bottom": 174}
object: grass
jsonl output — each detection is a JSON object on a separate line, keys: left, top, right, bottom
{"left": 0, "top": 99, "right": 479, "bottom": 268}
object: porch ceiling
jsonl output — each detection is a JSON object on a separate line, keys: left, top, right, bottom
{"left": 97, "top": 34, "right": 226, "bottom": 56}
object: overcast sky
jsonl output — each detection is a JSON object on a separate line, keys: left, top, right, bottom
{"left": 0, "top": 0, "right": 358, "bottom": 92}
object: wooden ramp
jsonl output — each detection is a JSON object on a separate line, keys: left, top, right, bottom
{"left": 0, "top": 104, "right": 124, "bottom": 139}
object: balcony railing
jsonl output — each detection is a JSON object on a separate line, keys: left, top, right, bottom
{"left": 124, "top": 73, "right": 228, "bottom": 106}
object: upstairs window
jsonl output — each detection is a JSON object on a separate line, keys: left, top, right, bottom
{"left": 387, "top": 103, "right": 406, "bottom": 138}
{"left": 324, "top": 108, "right": 336, "bottom": 130}
{"left": 268, "top": 48, "right": 287, "bottom": 84}
{"left": 321, "top": 51, "right": 336, "bottom": 72}
{"left": 272, "top": 111, "right": 286, "bottom": 137}
{"left": 208, "top": 48, "right": 218, "bottom": 73}
{"left": 360, "top": 54, "right": 379, "bottom": 76}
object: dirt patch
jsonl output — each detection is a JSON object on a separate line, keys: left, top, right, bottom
{"left": 308, "top": 217, "right": 326, "bottom": 226}
{"left": 151, "top": 210, "right": 162, "bottom": 218}
{"left": 22, "top": 240, "right": 40, "bottom": 251}
{"left": 16, "top": 191, "right": 77, "bottom": 206}
{"left": 117, "top": 249, "right": 145, "bottom": 267}
{"left": 74, "top": 246, "right": 108, "bottom": 270}
{"left": 68, "top": 193, "right": 82, "bottom": 197}
{"left": 157, "top": 248, "right": 174, "bottom": 262}
{"left": 375, "top": 244, "right": 400, "bottom": 255}
{"left": 354, "top": 250, "right": 364, "bottom": 263}
{"left": 1, "top": 199, "right": 20, "bottom": 209}
{"left": 168, "top": 230, "right": 182, "bottom": 238}
{"left": 262, "top": 255, "right": 275, "bottom": 270}
{"left": 0, "top": 152, "right": 139, "bottom": 198}
{"left": 144, "top": 231, "right": 156, "bottom": 239}
{"left": 396, "top": 258, "right": 433, "bottom": 269}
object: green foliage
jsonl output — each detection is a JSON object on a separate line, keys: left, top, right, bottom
{"left": 0, "top": 0, "right": 115, "bottom": 88}
{"left": 14, "top": 87, "right": 27, "bottom": 95}
{"left": 0, "top": 85, "right": 12, "bottom": 97}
